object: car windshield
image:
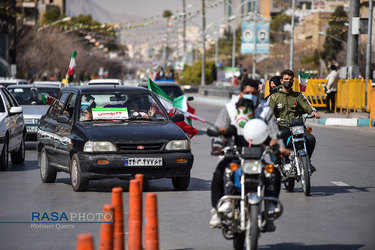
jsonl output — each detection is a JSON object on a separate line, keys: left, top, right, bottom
{"left": 79, "top": 92, "right": 167, "bottom": 122}
{"left": 8, "top": 87, "right": 60, "bottom": 105}
{"left": 158, "top": 86, "right": 184, "bottom": 99}
{"left": 0, "top": 94, "right": 5, "bottom": 112}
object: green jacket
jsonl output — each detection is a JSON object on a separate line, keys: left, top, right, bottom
{"left": 268, "top": 90, "right": 314, "bottom": 125}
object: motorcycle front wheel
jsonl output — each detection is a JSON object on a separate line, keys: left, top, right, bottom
{"left": 245, "top": 204, "right": 259, "bottom": 250}
{"left": 299, "top": 155, "right": 311, "bottom": 196}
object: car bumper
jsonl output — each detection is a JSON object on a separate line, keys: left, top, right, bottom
{"left": 77, "top": 152, "right": 194, "bottom": 180}
{"left": 25, "top": 124, "right": 38, "bottom": 141}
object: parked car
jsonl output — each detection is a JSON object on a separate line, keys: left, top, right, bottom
{"left": 87, "top": 79, "right": 122, "bottom": 86}
{"left": 0, "top": 79, "right": 28, "bottom": 87}
{"left": 8, "top": 85, "right": 60, "bottom": 141}
{"left": 37, "top": 86, "right": 194, "bottom": 191}
{"left": 0, "top": 86, "right": 25, "bottom": 170}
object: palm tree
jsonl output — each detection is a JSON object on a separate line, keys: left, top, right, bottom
{"left": 162, "top": 10, "right": 173, "bottom": 65}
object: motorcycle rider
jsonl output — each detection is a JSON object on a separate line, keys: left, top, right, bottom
{"left": 268, "top": 69, "right": 320, "bottom": 171}
{"left": 210, "top": 78, "right": 288, "bottom": 229}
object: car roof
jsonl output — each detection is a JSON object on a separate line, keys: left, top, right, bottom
{"left": 7, "top": 84, "right": 60, "bottom": 89}
{"left": 0, "top": 79, "right": 28, "bottom": 83}
{"left": 88, "top": 79, "right": 122, "bottom": 83}
{"left": 63, "top": 85, "right": 151, "bottom": 94}
{"left": 139, "top": 81, "right": 180, "bottom": 87}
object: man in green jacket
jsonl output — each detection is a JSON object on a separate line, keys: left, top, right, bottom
{"left": 268, "top": 69, "right": 320, "bottom": 170}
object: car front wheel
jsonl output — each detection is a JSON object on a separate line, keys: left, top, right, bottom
{"left": 70, "top": 154, "right": 88, "bottom": 192}
{"left": 0, "top": 140, "right": 9, "bottom": 171}
{"left": 11, "top": 134, "right": 25, "bottom": 164}
{"left": 39, "top": 147, "right": 56, "bottom": 183}
{"left": 172, "top": 174, "right": 190, "bottom": 191}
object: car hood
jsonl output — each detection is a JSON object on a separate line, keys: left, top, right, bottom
{"left": 78, "top": 121, "right": 188, "bottom": 141}
{"left": 21, "top": 105, "right": 49, "bottom": 118}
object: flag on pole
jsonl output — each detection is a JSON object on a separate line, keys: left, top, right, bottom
{"left": 298, "top": 71, "right": 310, "bottom": 92}
{"left": 41, "top": 93, "right": 56, "bottom": 105}
{"left": 66, "top": 51, "right": 77, "bottom": 83}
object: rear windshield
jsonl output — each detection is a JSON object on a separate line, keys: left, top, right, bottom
{"left": 158, "top": 86, "right": 184, "bottom": 99}
{"left": 8, "top": 87, "right": 60, "bottom": 105}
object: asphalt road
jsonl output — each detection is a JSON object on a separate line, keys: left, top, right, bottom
{"left": 0, "top": 101, "right": 375, "bottom": 250}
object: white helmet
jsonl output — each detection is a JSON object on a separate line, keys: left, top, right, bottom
{"left": 243, "top": 119, "right": 268, "bottom": 145}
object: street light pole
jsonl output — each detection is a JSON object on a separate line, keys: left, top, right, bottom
{"left": 365, "top": 0, "right": 373, "bottom": 82}
{"left": 201, "top": 0, "right": 206, "bottom": 86}
{"left": 289, "top": 0, "right": 295, "bottom": 71}
{"left": 252, "top": 0, "right": 258, "bottom": 78}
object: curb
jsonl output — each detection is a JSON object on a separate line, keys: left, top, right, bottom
{"left": 192, "top": 94, "right": 374, "bottom": 128}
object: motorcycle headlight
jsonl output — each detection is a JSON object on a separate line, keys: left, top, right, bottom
{"left": 242, "top": 160, "right": 262, "bottom": 174}
{"left": 83, "top": 141, "right": 117, "bottom": 152}
{"left": 291, "top": 126, "right": 304, "bottom": 135}
{"left": 165, "top": 140, "right": 190, "bottom": 150}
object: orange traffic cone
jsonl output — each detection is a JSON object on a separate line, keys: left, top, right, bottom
{"left": 145, "top": 193, "right": 159, "bottom": 250}
{"left": 128, "top": 179, "right": 142, "bottom": 250}
{"left": 76, "top": 233, "right": 94, "bottom": 250}
{"left": 112, "top": 187, "right": 124, "bottom": 250}
{"left": 99, "top": 204, "right": 115, "bottom": 250}
{"left": 135, "top": 174, "right": 144, "bottom": 193}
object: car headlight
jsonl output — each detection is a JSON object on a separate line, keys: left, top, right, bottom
{"left": 291, "top": 126, "right": 304, "bottom": 135}
{"left": 83, "top": 141, "right": 117, "bottom": 152}
{"left": 165, "top": 140, "right": 190, "bottom": 150}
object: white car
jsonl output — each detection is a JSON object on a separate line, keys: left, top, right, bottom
{"left": 33, "top": 81, "right": 63, "bottom": 88}
{"left": 0, "top": 86, "right": 25, "bottom": 170}
{"left": 87, "top": 79, "right": 122, "bottom": 86}
{"left": 0, "top": 79, "right": 28, "bottom": 87}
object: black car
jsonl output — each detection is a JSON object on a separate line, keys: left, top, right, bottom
{"left": 37, "top": 86, "right": 194, "bottom": 191}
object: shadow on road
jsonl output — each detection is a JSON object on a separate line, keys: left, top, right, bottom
{"left": 54, "top": 176, "right": 211, "bottom": 193}
{"left": 311, "top": 185, "right": 375, "bottom": 196}
{"left": 260, "top": 242, "right": 364, "bottom": 250}
{"left": 6, "top": 161, "right": 39, "bottom": 171}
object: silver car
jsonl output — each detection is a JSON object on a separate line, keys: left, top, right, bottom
{"left": 0, "top": 86, "right": 25, "bottom": 170}
{"left": 7, "top": 85, "right": 60, "bottom": 141}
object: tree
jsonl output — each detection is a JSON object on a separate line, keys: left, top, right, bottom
{"left": 42, "top": 7, "right": 61, "bottom": 24}
{"left": 270, "top": 13, "right": 291, "bottom": 43}
{"left": 321, "top": 6, "right": 348, "bottom": 66}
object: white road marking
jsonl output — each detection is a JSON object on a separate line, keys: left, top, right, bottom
{"left": 331, "top": 181, "right": 350, "bottom": 186}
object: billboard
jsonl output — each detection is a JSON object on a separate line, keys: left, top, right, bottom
{"left": 240, "top": 22, "right": 270, "bottom": 54}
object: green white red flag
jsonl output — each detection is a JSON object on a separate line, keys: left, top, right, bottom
{"left": 298, "top": 71, "right": 310, "bottom": 92}
{"left": 66, "top": 51, "right": 77, "bottom": 82}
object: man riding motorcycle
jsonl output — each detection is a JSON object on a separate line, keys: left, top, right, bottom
{"left": 210, "top": 78, "right": 288, "bottom": 230}
{"left": 268, "top": 69, "right": 320, "bottom": 171}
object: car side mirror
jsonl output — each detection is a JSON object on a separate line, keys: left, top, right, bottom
{"left": 57, "top": 115, "right": 70, "bottom": 124}
{"left": 171, "top": 114, "right": 185, "bottom": 123}
{"left": 188, "top": 96, "right": 194, "bottom": 101}
{"left": 9, "top": 106, "right": 23, "bottom": 115}
{"left": 206, "top": 127, "right": 220, "bottom": 137}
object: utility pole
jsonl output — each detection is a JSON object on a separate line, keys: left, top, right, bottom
{"left": 365, "top": 0, "right": 373, "bottom": 82}
{"left": 346, "top": 0, "right": 360, "bottom": 78}
{"left": 289, "top": 0, "right": 295, "bottom": 71}
{"left": 252, "top": 0, "right": 258, "bottom": 78}
{"left": 183, "top": 0, "right": 187, "bottom": 55}
{"left": 201, "top": 0, "right": 206, "bottom": 86}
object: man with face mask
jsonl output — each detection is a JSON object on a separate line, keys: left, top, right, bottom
{"left": 209, "top": 78, "right": 288, "bottom": 229}
{"left": 268, "top": 69, "right": 320, "bottom": 171}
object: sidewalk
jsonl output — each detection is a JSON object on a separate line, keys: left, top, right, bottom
{"left": 191, "top": 93, "right": 374, "bottom": 127}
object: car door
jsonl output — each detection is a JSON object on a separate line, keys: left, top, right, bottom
{"left": 54, "top": 92, "right": 76, "bottom": 167}
{"left": 38, "top": 92, "right": 70, "bottom": 167}
{"left": 1, "top": 88, "right": 23, "bottom": 152}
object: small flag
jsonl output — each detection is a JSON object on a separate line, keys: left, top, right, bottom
{"left": 41, "top": 93, "right": 55, "bottom": 105}
{"left": 298, "top": 71, "right": 310, "bottom": 92}
{"left": 66, "top": 51, "right": 77, "bottom": 83}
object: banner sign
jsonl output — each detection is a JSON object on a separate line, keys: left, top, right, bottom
{"left": 240, "top": 22, "right": 270, "bottom": 54}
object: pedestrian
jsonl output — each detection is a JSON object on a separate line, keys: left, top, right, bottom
{"left": 240, "top": 68, "right": 249, "bottom": 84}
{"left": 325, "top": 65, "right": 338, "bottom": 113}
{"left": 211, "top": 64, "right": 217, "bottom": 84}
{"left": 265, "top": 75, "right": 281, "bottom": 100}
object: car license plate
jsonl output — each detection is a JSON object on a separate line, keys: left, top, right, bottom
{"left": 124, "top": 158, "right": 163, "bottom": 166}
{"left": 26, "top": 126, "right": 38, "bottom": 133}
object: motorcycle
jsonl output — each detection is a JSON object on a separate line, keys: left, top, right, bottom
{"left": 207, "top": 119, "right": 283, "bottom": 250}
{"left": 276, "top": 115, "right": 314, "bottom": 196}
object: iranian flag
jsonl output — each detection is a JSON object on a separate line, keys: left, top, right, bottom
{"left": 66, "top": 51, "right": 77, "bottom": 83}
{"left": 148, "top": 78, "right": 199, "bottom": 138}
{"left": 298, "top": 71, "right": 310, "bottom": 92}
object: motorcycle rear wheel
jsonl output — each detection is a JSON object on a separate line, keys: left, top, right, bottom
{"left": 299, "top": 155, "right": 311, "bottom": 196}
{"left": 245, "top": 204, "right": 259, "bottom": 250}
{"left": 233, "top": 233, "right": 245, "bottom": 250}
